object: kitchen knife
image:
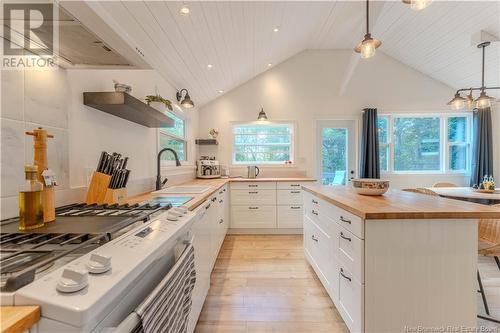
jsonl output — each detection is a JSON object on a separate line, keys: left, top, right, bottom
{"left": 122, "top": 157, "right": 128, "bottom": 169}
{"left": 106, "top": 155, "right": 116, "bottom": 175}
{"left": 96, "top": 151, "right": 106, "bottom": 172}
{"left": 101, "top": 154, "right": 110, "bottom": 174}
{"left": 122, "top": 169, "right": 130, "bottom": 188}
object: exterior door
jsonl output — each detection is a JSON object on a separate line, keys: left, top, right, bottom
{"left": 317, "top": 120, "right": 357, "bottom": 186}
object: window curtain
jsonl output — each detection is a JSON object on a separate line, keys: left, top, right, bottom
{"left": 470, "top": 107, "right": 494, "bottom": 186}
{"left": 360, "top": 108, "right": 380, "bottom": 179}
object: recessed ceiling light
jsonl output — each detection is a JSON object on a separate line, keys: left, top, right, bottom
{"left": 267, "top": 63, "right": 272, "bottom": 67}
{"left": 217, "top": 90, "right": 224, "bottom": 94}
{"left": 180, "top": 5, "right": 190, "bottom": 16}
{"left": 207, "top": 64, "right": 213, "bottom": 69}
{"left": 273, "top": 27, "right": 279, "bottom": 33}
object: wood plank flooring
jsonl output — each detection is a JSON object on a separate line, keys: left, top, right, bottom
{"left": 195, "top": 235, "right": 500, "bottom": 332}
{"left": 195, "top": 235, "right": 349, "bottom": 333}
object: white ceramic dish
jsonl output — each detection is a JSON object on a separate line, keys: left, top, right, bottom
{"left": 351, "top": 178, "right": 390, "bottom": 196}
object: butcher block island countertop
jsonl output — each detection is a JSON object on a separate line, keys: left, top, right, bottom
{"left": 0, "top": 306, "right": 40, "bottom": 333}
{"left": 128, "top": 177, "right": 316, "bottom": 211}
{"left": 302, "top": 184, "right": 500, "bottom": 219}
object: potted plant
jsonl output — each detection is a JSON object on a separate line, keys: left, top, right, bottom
{"left": 145, "top": 94, "right": 173, "bottom": 112}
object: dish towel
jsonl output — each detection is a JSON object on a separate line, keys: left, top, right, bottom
{"left": 134, "top": 244, "right": 196, "bottom": 333}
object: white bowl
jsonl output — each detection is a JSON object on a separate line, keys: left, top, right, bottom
{"left": 351, "top": 178, "right": 390, "bottom": 196}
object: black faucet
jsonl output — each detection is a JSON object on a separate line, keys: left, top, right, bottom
{"left": 156, "top": 148, "right": 181, "bottom": 190}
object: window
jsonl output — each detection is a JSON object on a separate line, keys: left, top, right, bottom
{"left": 378, "top": 117, "right": 389, "bottom": 172}
{"left": 447, "top": 116, "right": 469, "bottom": 171}
{"left": 377, "top": 114, "right": 471, "bottom": 173}
{"left": 394, "top": 117, "right": 441, "bottom": 171}
{"left": 159, "top": 111, "right": 187, "bottom": 162}
{"left": 232, "top": 123, "right": 294, "bottom": 164}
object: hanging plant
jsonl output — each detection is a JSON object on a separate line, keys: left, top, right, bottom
{"left": 145, "top": 94, "right": 173, "bottom": 111}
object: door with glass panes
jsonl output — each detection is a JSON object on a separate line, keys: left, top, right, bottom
{"left": 317, "top": 120, "right": 357, "bottom": 186}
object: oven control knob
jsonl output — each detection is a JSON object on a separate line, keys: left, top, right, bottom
{"left": 86, "top": 253, "right": 112, "bottom": 274}
{"left": 171, "top": 208, "right": 184, "bottom": 217}
{"left": 57, "top": 268, "right": 88, "bottom": 293}
{"left": 177, "top": 206, "right": 188, "bottom": 214}
{"left": 166, "top": 211, "right": 179, "bottom": 221}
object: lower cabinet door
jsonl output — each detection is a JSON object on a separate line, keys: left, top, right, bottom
{"left": 231, "top": 206, "right": 276, "bottom": 228}
{"left": 277, "top": 205, "right": 303, "bottom": 228}
{"left": 337, "top": 265, "right": 364, "bottom": 333}
{"left": 303, "top": 216, "right": 339, "bottom": 302}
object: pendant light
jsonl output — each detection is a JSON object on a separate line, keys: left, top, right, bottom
{"left": 446, "top": 41, "right": 499, "bottom": 111}
{"left": 257, "top": 107, "right": 268, "bottom": 121}
{"left": 402, "top": 0, "right": 432, "bottom": 11}
{"left": 354, "top": 0, "right": 382, "bottom": 59}
{"left": 176, "top": 89, "right": 194, "bottom": 109}
{"left": 447, "top": 92, "right": 466, "bottom": 110}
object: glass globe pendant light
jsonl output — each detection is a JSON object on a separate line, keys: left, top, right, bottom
{"left": 447, "top": 92, "right": 466, "bottom": 110}
{"left": 354, "top": 0, "right": 381, "bottom": 59}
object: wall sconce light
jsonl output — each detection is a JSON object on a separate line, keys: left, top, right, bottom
{"left": 176, "top": 89, "right": 194, "bottom": 109}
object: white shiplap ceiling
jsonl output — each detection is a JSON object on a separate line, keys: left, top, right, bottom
{"left": 94, "top": 1, "right": 500, "bottom": 106}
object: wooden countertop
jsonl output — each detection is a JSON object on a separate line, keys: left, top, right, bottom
{"left": 129, "top": 177, "right": 315, "bottom": 211}
{"left": 426, "top": 187, "right": 500, "bottom": 200}
{"left": 302, "top": 185, "right": 500, "bottom": 220}
{"left": 0, "top": 306, "right": 40, "bottom": 333}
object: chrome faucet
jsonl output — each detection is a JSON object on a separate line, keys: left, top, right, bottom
{"left": 156, "top": 148, "right": 181, "bottom": 190}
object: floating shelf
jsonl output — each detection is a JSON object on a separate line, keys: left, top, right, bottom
{"left": 196, "top": 139, "right": 218, "bottom": 145}
{"left": 83, "top": 92, "right": 174, "bottom": 128}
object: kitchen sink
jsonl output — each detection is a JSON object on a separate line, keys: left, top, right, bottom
{"left": 153, "top": 185, "right": 212, "bottom": 194}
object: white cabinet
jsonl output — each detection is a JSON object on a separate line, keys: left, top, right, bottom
{"left": 231, "top": 205, "right": 277, "bottom": 228}
{"left": 231, "top": 182, "right": 309, "bottom": 231}
{"left": 303, "top": 192, "right": 364, "bottom": 333}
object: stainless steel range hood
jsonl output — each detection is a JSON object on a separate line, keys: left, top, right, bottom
{"left": 2, "top": 2, "right": 150, "bottom": 69}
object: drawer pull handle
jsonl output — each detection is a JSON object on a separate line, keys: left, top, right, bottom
{"left": 249, "top": 207, "right": 259, "bottom": 210}
{"left": 248, "top": 191, "right": 258, "bottom": 194}
{"left": 340, "top": 232, "right": 352, "bottom": 242}
{"left": 311, "top": 235, "right": 318, "bottom": 242}
{"left": 219, "top": 200, "right": 223, "bottom": 203}
{"left": 291, "top": 206, "right": 301, "bottom": 209}
{"left": 248, "top": 185, "right": 258, "bottom": 187}
{"left": 340, "top": 268, "right": 352, "bottom": 282}
{"left": 219, "top": 219, "right": 224, "bottom": 224}
{"left": 290, "top": 191, "right": 301, "bottom": 194}
{"left": 291, "top": 184, "right": 300, "bottom": 187}
{"left": 312, "top": 210, "right": 318, "bottom": 216}
{"left": 212, "top": 197, "right": 217, "bottom": 202}
{"left": 312, "top": 199, "right": 318, "bottom": 204}
{"left": 340, "top": 216, "right": 351, "bottom": 224}
{"left": 205, "top": 204, "right": 211, "bottom": 210}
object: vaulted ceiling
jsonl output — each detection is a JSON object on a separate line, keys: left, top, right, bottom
{"left": 92, "top": 1, "right": 500, "bottom": 106}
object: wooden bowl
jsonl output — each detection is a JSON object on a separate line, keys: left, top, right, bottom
{"left": 351, "top": 178, "right": 390, "bottom": 196}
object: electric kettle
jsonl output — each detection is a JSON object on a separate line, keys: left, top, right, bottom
{"left": 247, "top": 166, "right": 260, "bottom": 179}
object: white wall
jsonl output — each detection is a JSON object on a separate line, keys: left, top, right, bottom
{"left": 197, "top": 49, "right": 471, "bottom": 188}
{"left": 1, "top": 68, "right": 198, "bottom": 219}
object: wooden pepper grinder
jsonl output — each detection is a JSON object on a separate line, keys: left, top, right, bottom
{"left": 26, "top": 127, "right": 55, "bottom": 223}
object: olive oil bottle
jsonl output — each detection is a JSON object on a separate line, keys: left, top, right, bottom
{"left": 19, "top": 165, "right": 44, "bottom": 230}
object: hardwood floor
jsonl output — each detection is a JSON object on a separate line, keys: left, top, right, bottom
{"left": 195, "top": 235, "right": 500, "bottom": 332}
{"left": 195, "top": 235, "right": 349, "bottom": 333}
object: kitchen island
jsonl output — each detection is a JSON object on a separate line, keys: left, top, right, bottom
{"left": 302, "top": 184, "right": 500, "bottom": 332}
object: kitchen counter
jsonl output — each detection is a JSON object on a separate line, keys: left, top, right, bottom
{"left": 0, "top": 306, "right": 40, "bottom": 333}
{"left": 129, "top": 177, "right": 316, "bottom": 211}
{"left": 302, "top": 184, "right": 500, "bottom": 219}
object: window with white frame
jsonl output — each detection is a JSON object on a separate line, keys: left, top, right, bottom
{"left": 159, "top": 111, "right": 187, "bottom": 162}
{"left": 232, "top": 122, "right": 294, "bottom": 164}
{"left": 378, "top": 114, "right": 471, "bottom": 173}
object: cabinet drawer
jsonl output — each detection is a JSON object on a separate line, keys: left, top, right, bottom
{"left": 303, "top": 216, "right": 338, "bottom": 302}
{"left": 231, "top": 182, "right": 276, "bottom": 190}
{"left": 338, "top": 265, "right": 364, "bottom": 333}
{"left": 231, "top": 206, "right": 276, "bottom": 228}
{"left": 337, "top": 228, "right": 364, "bottom": 283}
{"left": 321, "top": 203, "right": 364, "bottom": 239}
{"left": 277, "top": 182, "right": 304, "bottom": 190}
{"left": 277, "top": 189, "right": 303, "bottom": 205}
{"left": 231, "top": 189, "right": 276, "bottom": 205}
{"left": 277, "top": 205, "right": 302, "bottom": 228}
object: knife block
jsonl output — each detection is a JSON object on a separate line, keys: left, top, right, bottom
{"left": 86, "top": 172, "right": 111, "bottom": 204}
{"left": 103, "top": 188, "right": 127, "bottom": 205}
